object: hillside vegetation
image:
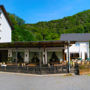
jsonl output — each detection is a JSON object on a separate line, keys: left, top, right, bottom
{"left": 8, "top": 10, "right": 90, "bottom": 41}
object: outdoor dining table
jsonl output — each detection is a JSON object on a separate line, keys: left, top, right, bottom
{"left": 26, "top": 64, "right": 38, "bottom": 73}
{"left": 1, "top": 64, "right": 7, "bottom": 69}
{"left": 26, "top": 64, "right": 37, "bottom": 67}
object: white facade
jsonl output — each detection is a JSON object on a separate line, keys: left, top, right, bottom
{"left": 5, "top": 47, "right": 63, "bottom": 64}
{"left": 65, "top": 42, "right": 89, "bottom": 60}
{"left": 0, "top": 9, "right": 12, "bottom": 43}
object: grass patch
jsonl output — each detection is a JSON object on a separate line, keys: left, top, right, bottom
{"left": 79, "top": 65, "right": 90, "bottom": 69}
{"left": 88, "top": 74, "right": 90, "bottom": 76}
{"left": 63, "top": 73, "right": 73, "bottom": 77}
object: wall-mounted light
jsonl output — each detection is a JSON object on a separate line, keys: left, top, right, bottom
{"left": 26, "top": 54, "right": 27, "bottom": 57}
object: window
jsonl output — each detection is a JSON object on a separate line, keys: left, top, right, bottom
{"left": 76, "top": 43, "right": 80, "bottom": 46}
{"left": 70, "top": 53, "right": 79, "bottom": 59}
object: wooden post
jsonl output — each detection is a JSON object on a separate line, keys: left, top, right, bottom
{"left": 16, "top": 49, "right": 18, "bottom": 65}
{"left": 63, "top": 49, "right": 65, "bottom": 61}
{"left": 45, "top": 49, "right": 47, "bottom": 64}
{"left": 39, "top": 52, "right": 42, "bottom": 67}
{"left": 15, "top": 49, "right": 18, "bottom": 71}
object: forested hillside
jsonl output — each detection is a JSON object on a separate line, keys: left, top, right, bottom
{"left": 8, "top": 9, "right": 90, "bottom": 41}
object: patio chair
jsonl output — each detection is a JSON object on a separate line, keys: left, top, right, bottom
{"left": 78, "top": 58, "right": 82, "bottom": 61}
{"left": 86, "top": 58, "right": 90, "bottom": 61}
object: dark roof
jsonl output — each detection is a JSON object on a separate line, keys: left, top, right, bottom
{"left": 0, "top": 5, "right": 13, "bottom": 30}
{"left": 60, "top": 33, "right": 90, "bottom": 41}
{"left": 0, "top": 41, "right": 75, "bottom": 48}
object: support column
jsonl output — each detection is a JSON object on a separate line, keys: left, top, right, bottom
{"left": 63, "top": 49, "right": 65, "bottom": 61}
{"left": 45, "top": 50, "right": 47, "bottom": 64}
{"left": 66, "top": 50, "right": 68, "bottom": 62}
{"left": 39, "top": 52, "right": 42, "bottom": 67}
{"left": 15, "top": 49, "right": 18, "bottom": 64}
{"left": 42, "top": 50, "right": 45, "bottom": 64}
{"left": 79, "top": 52, "right": 82, "bottom": 58}
{"left": 79, "top": 44, "right": 82, "bottom": 58}
{"left": 89, "top": 41, "right": 90, "bottom": 58}
{"left": 8, "top": 49, "right": 12, "bottom": 62}
{"left": 24, "top": 49, "right": 29, "bottom": 63}
{"left": 67, "top": 41, "right": 70, "bottom": 73}
{"left": 42, "top": 48, "right": 48, "bottom": 64}
{"left": 82, "top": 51, "right": 85, "bottom": 60}
{"left": 87, "top": 42, "right": 89, "bottom": 58}
{"left": 8, "top": 49, "right": 12, "bottom": 57}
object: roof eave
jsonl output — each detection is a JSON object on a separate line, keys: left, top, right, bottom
{"left": 0, "top": 5, "right": 14, "bottom": 30}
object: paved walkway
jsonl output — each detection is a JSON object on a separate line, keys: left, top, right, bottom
{"left": 0, "top": 72, "right": 89, "bottom": 90}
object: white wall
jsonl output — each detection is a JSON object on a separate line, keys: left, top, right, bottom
{"left": 0, "top": 9, "right": 12, "bottom": 43}
{"left": 65, "top": 42, "right": 89, "bottom": 60}
{"left": 8, "top": 49, "right": 12, "bottom": 57}
{"left": 24, "top": 49, "right": 29, "bottom": 63}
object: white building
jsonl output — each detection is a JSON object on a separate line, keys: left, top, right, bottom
{"left": 0, "top": 5, "right": 13, "bottom": 43}
{"left": 0, "top": 5, "right": 90, "bottom": 65}
{"left": 61, "top": 33, "right": 90, "bottom": 60}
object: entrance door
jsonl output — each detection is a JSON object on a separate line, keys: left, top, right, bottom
{"left": 0, "top": 50, "right": 8, "bottom": 63}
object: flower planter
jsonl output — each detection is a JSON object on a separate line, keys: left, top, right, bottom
{"left": 79, "top": 69, "right": 90, "bottom": 75}
{"left": 79, "top": 64, "right": 90, "bottom": 75}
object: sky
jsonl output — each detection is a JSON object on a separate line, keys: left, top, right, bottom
{"left": 0, "top": 0, "right": 90, "bottom": 23}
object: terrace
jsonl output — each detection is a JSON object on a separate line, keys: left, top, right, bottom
{"left": 0, "top": 41, "right": 69, "bottom": 73}
{"left": 0, "top": 40, "right": 89, "bottom": 74}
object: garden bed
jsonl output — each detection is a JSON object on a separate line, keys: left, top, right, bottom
{"left": 79, "top": 65, "right": 90, "bottom": 75}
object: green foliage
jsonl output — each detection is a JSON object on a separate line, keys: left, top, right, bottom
{"left": 8, "top": 13, "right": 25, "bottom": 26}
{"left": 8, "top": 9, "right": 90, "bottom": 41}
{"left": 12, "top": 25, "right": 36, "bottom": 41}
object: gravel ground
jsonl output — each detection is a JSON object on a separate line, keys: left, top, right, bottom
{"left": 0, "top": 72, "right": 89, "bottom": 90}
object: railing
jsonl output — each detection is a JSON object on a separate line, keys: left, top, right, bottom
{"left": 0, "top": 65, "right": 69, "bottom": 74}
